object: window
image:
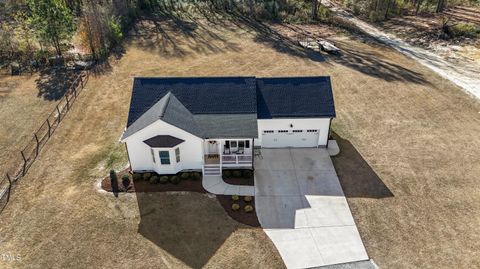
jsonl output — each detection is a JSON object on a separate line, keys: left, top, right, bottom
{"left": 293, "top": 130, "right": 303, "bottom": 133}
{"left": 263, "top": 130, "right": 274, "bottom": 133}
{"left": 159, "top": 151, "right": 170, "bottom": 165}
{"left": 231, "top": 141, "right": 237, "bottom": 148}
{"left": 238, "top": 141, "right": 245, "bottom": 148}
{"left": 245, "top": 140, "right": 250, "bottom": 148}
{"left": 175, "top": 148, "right": 181, "bottom": 163}
{"left": 278, "top": 130, "right": 289, "bottom": 133}
{"left": 307, "top": 129, "right": 318, "bottom": 133}
{"left": 151, "top": 148, "right": 156, "bottom": 163}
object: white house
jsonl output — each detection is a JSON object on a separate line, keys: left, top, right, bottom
{"left": 121, "top": 76, "right": 335, "bottom": 176}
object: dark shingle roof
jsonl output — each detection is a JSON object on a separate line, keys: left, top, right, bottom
{"left": 256, "top": 77, "right": 335, "bottom": 119}
{"left": 143, "top": 135, "right": 185, "bottom": 147}
{"left": 127, "top": 77, "right": 257, "bottom": 127}
{"left": 123, "top": 76, "right": 335, "bottom": 140}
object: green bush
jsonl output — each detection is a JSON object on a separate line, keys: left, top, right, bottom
{"left": 149, "top": 176, "right": 159, "bottom": 184}
{"left": 242, "top": 170, "right": 253, "bottom": 178}
{"left": 159, "top": 176, "right": 169, "bottom": 184}
{"left": 232, "top": 170, "right": 242, "bottom": 178}
{"left": 244, "top": 205, "right": 254, "bottom": 213}
{"left": 122, "top": 174, "right": 131, "bottom": 189}
{"left": 451, "top": 23, "right": 480, "bottom": 38}
{"left": 169, "top": 176, "right": 180, "bottom": 184}
{"left": 232, "top": 203, "right": 240, "bottom": 211}
{"left": 231, "top": 195, "right": 239, "bottom": 201}
{"left": 132, "top": 173, "right": 142, "bottom": 181}
{"left": 180, "top": 173, "right": 190, "bottom": 180}
{"left": 244, "top": 196, "right": 253, "bottom": 202}
{"left": 109, "top": 18, "right": 124, "bottom": 46}
{"left": 143, "top": 172, "right": 151, "bottom": 180}
{"left": 222, "top": 170, "right": 232, "bottom": 178}
{"left": 191, "top": 172, "right": 201, "bottom": 181}
{"left": 109, "top": 170, "right": 117, "bottom": 181}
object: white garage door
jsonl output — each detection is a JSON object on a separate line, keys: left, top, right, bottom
{"left": 261, "top": 129, "right": 319, "bottom": 148}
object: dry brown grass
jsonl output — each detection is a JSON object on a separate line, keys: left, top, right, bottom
{"left": 0, "top": 13, "right": 479, "bottom": 269}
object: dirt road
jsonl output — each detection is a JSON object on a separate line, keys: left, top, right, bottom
{"left": 322, "top": 0, "right": 480, "bottom": 99}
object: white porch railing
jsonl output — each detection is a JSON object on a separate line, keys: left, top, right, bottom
{"left": 222, "top": 155, "right": 252, "bottom": 165}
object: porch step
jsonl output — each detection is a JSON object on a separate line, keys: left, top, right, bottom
{"left": 203, "top": 165, "right": 221, "bottom": 176}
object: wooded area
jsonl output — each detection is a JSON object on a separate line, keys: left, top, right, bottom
{"left": 0, "top": 0, "right": 479, "bottom": 71}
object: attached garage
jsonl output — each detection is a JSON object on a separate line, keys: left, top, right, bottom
{"left": 256, "top": 77, "right": 335, "bottom": 148}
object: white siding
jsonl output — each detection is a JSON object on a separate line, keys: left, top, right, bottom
{"left": 122, "top": 120, "right": 203, "bottom": 174}
{"left": 256, "top": 118, "right": 331, "bottom": 147}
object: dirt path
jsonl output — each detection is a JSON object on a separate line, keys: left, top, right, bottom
{"left": 322, "top": 0, "right": 480, "bottom": 99}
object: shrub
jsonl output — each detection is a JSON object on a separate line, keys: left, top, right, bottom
{"left": 242, "top": 170, "right": 253, "bottom": 178}
{"left": 159, "top": 176, "right": 169, "bottom": 184}
{"left": 244, "top": 205, "right": 254, "bottom": 213}
{"left": 122, "top": 174, "right": 130, "bottom": 189}
{"left": 231, "top": 195, "right": 239, "bottom": 201}
{"left": 149, "top": 176, "right": 159, "bottom": 184}
{"left": 180, "top": 173, "right": 190, "bottom": 180}
{"left": 232, "top": 170, "right": 242, "bottom": 178}
{"left": 451, "top": 23, "right": 480, "bottom": 38}
{"left": 169, "top": 176, "right": 180, "bottom": 184}
{"left": 244, "top": 196, "right": 253, "bottom": 202}
{"left": 222, "top": 170, "right": 232, "bottom": 178}
{"left": 109, "top": 170, "right": 117, "bottom": 181}
{"left": 132, "top": 173, "right": 142, "bottom": 181}
{"left": 232, "top": 203, "right": 240, "bottom": 211}
{"left": 143, "top": 172, "right": 152, "bottom": 180}
{"left": 191, "top": 172, "right": 201, "bottom": 181}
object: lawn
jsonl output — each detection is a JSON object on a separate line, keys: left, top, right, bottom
{"left": 0, "top": 13, "right": 479, "bottom": 269}
{"left": 0, "top": 68, "right": 83, "bottom": 176}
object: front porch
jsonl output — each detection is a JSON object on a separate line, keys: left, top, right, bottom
{"left": 203, "top": 139, "right": 254, "bottom": 168}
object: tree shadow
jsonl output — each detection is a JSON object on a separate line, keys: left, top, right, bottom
{"left": 36, "top": 68, "right": 83, "bottom": 100}
{"left": 331, "top": 132, "right": 394, "bottom": 199}
{"left": 136, "top": 192, "right": 238, "bottom": 268}
{"left": 229, "top": 14, "right": 327, "bottom": 63}
{"left": 332, "top": 41, "right": 429, "bottom": 84}
{"left": 129, "top": 12, "right": 242, "bottom": 58}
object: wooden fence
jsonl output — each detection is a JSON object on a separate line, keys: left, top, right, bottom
{"left": 0, "top": 68, "right": 91, "bottom": 214}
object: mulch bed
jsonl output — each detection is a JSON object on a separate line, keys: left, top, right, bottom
{"left": 102, "top": 169, "right": 259, "bottom": 226}
{"left": 222, "top": 176, "right": 254, "bottom": 186}
{"left": 217, "top": 195, "right": 260, "bottom": 227}
{"left": 101, "top": 169, "right": 206, "bottom": 193}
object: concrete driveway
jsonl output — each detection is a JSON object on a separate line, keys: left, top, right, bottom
{"left": 255, "top": 148, "right": 369, "bottom": 269}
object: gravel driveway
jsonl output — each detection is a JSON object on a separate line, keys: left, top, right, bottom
{"left": 255, "top": 148, "right": 369, "bottom": 268}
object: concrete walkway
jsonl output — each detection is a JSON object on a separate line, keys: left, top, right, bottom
{"left": 202, "top": 175, "right": 255, "bottom": 196}
{"left": 322, "top": 0, "right": 480, "bottom": 99}
{"left": 255, "top": 148, "right": 368, "bottom": 269}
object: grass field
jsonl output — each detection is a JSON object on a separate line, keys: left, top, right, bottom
{"left": 0, "top": 13, "right": 479, "bottom": 268}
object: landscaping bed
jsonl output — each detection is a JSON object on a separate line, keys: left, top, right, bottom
{"left": 101, "top": 169, "right": 205, "bottom": 193}
{"left": 222, "top": 169, "right": 254, "bottom": 186}
{"left": 217, "top": 195, "right": 260, "bottom": 227}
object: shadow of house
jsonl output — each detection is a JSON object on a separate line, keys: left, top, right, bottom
{"left": 331, "top": 133, "right": 394, "bottom": 199}
{"left": 36, "top": 68, "right": 83, "bottom": 100}
{"left": 136, "top": 192, "right": 237, "bottom": 268}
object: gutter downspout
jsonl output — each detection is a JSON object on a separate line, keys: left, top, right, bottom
{"left": 326, "top": 117, "right": 333, "bottom": 148}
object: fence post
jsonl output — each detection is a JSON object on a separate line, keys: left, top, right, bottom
{"left": 6, "top": 173, "right": 12, "bottom": 203}
{"left": 47, "top": 118, "right": 51, "bottom": 137}
{"left": 21, "top": 150, "right": 27, "bottom": 176}
{"left": 34, "top": 133, "right": 39, "bottom": 157}
{"left": 66, "top": 95, "right": 70, "bottom": 111}
{"left": 56, "top": 105, "right": 61, "bottom": 123}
